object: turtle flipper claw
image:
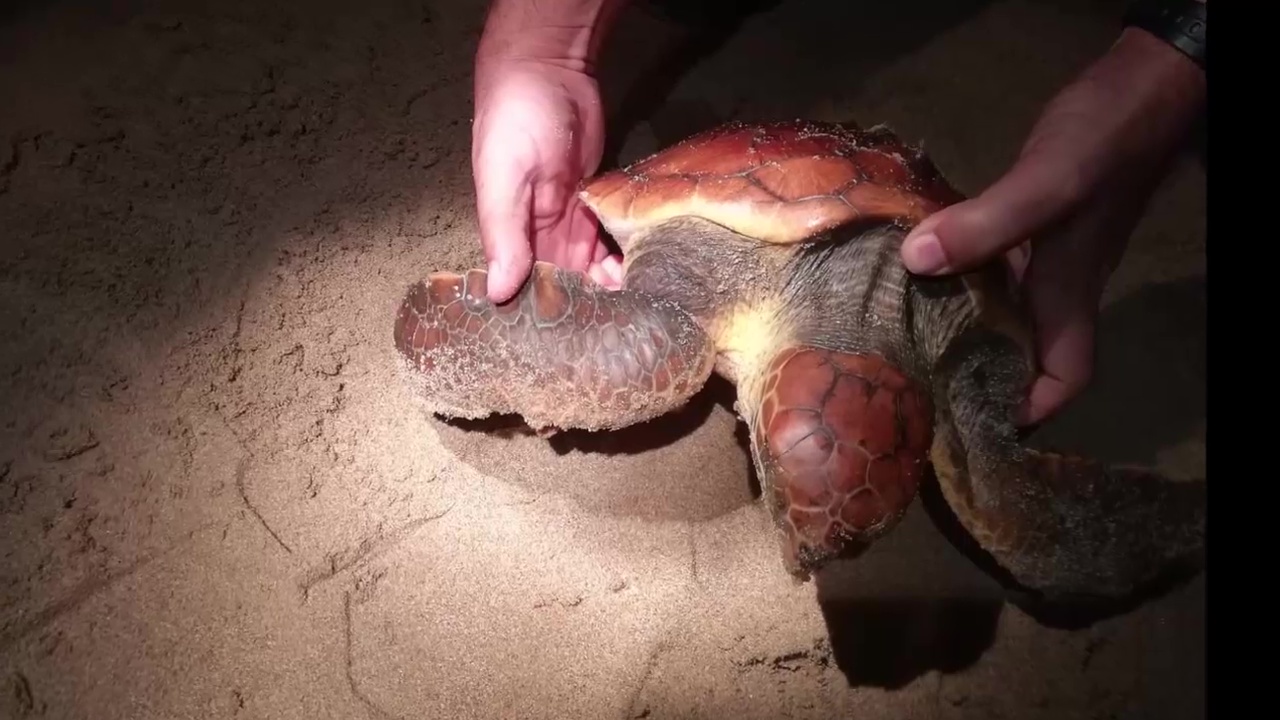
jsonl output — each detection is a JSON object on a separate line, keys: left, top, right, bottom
{"left": 393, "top": 261, "right": 716, "bottom": 432}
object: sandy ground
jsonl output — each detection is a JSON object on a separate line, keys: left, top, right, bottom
{"left": 0, "top": 0, "right": 1205, "bottom": 718}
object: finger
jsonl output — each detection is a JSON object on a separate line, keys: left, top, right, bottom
{"left": 586, "top": 262, "right": 614, "bottom": 288}
{"left": 1018, "top": 322, "right": 1094, "bottom": 426}
{"left": 530, "top": 195, "right": 594, "bottom": 271}
{"left": 474, "top": 152, "right": 535, "bottom": 303}
{"left": 599, "top": 254, "right": 624, "bottom": 286}
{"left": 591, "top": 241, "right": 610, "bottom": 265}
{"left": 901, "top": 151, "right": 1086, "bottom": 276}
{"left": 590, "top": 232, "right": 626, "bottom": 285}
{"left": 585, "top": 242, "right": 622, "bottom": 289}
{"left": 586, "top": 254, "right": 624, "bottom": 290}
{"left": 1015, "top": 254, "right": 1098, "bottom": 426}
{"left": 564, "top": 201, "right": 604, "bottom": 271}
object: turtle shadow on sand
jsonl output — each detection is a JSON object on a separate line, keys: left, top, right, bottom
{"left": 434, "top": 375, "right": 763, "bottom": 523}
{"left": 443, "top": 374, "right": 749, "bottom": 469}
{"left": 800, "top": 274, "right": 1207, "bottom": 688}
{"left": 441, "top": 371, "right": 755, "bottom": 471}
{"left": 438, "top": 375, "right": 765, "bottom": 504}
{"left": 427, "top": 263, "right": 1203, "bottom": 692}
{"left": 813, "top": 582, "right": 1005, "bottom": 690}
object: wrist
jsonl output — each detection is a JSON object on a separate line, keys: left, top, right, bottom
{"left": 1110, "top": 26, "right": 1206, "bottom": 129}
{"left": 475, "top": 0, "right": 629, "bottom": 75}
{"left": 1122, "top": 0, "right": 1206, "bottom": 72}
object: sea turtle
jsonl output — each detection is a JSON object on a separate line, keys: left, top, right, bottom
{"left": 393, "top": 119, "right": 1205, "bottom": 601}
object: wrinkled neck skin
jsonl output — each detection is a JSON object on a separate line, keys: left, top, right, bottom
{"left": 618, "top": 217, "right": 983, "bottom": 392}
{"left": 619, "top": 218, "right": 786, "bottom": 330}
{"left": 777, "top": 223, "right": 983, "bottom": 382}
{"left": 619, "top": 217, "right": 791, "bottom": 388}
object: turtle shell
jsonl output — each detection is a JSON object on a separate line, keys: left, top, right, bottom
{"left": 580, "top": 119, "right": 1037, "bottom": 375}
{"left": 578, "top": 119, "right": 967, "bottom": 245}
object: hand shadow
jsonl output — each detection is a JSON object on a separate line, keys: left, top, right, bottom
{"left": 595, "top": 0, "right": 999, "bottom": 171}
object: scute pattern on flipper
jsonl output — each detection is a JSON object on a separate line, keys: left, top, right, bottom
{"left": 579, "top": 119, "right": 966, "bottom": 246}
{"left": 393, "top": 262, "right": 716, "bottom": 432}
{"left": 751, "top": 347, "right": 933, "bottom": 579}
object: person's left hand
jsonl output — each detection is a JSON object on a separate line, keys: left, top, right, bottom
{"left": 899, "top": 27, "right": 1206, "bottom": 426}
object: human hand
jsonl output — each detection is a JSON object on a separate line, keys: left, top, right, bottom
{"left": 899, "top": 27, "right": 1206, "bottom": 426}
{"left": 470, "top": 0, "right": 629, "bottom": 303}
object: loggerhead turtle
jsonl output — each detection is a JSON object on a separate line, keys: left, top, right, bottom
{"left": 392, "top": 119, "right": 1205, "bottom": 601}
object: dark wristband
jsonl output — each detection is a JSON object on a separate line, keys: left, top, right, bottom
{"left": 1123, "top": 0, "right": 1207, "bottom": 71}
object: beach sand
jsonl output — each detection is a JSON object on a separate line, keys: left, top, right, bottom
{"left": 0, "top": 0, "right": 1205, "bottom": 717}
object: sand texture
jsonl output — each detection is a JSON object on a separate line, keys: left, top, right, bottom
{"left": 0, "top": 0, "right": 1205, "bottom": 718}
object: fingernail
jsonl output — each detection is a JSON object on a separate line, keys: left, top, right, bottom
{"left": 903, "top": 233, "right": 948, "bottom": 274}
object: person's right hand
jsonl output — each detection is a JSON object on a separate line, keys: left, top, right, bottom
{"left": 472, "top": 56, "right": 624, "bottom": 303}
{"left": 899, "top": 26, "right": 1205, "bottom": 426}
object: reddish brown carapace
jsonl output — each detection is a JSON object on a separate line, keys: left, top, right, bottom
{"left": 579, "top": 119, "right": 966, "bottom": 244}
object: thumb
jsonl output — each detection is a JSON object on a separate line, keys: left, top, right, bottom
{"left": 901, "top": 154, "right": 1084, "bottom": 276}
{"left": 474, "top": 156, "right": 535, "bottom": 303}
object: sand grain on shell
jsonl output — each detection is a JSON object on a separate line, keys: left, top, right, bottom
{"left": 0, "top": 0, "right": 1203, "bottom": 718}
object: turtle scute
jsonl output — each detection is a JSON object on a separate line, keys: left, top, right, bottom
{"left": 578, "top": 119, "right": 967, "bottom": 247}
{"left": 393, "top": 261, "right": 717, "bottom": 433}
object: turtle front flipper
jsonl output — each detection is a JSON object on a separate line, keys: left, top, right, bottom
{"left": 393, "top": 261, "right": 716, "bottom": 433}
{"left": 929, "top": 327, "right": 1206, "bottom": 602}
{"left": 743, "top": 345, "right": 935, "bottom": 581}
